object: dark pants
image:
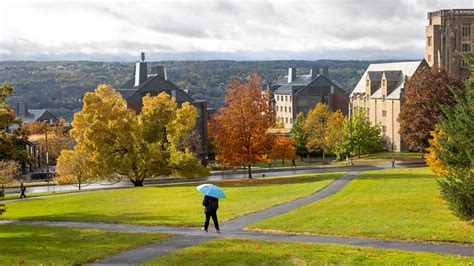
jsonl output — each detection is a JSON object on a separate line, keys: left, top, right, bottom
{"left": 20, "top": 191, "right": 26, "bottom": 199}
{"left": 204, "top": 211, "right": 219, "bottom": 231}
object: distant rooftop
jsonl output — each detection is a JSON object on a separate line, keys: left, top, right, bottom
{"left": 428, "top": 9, "right": 474, "bottom": 18}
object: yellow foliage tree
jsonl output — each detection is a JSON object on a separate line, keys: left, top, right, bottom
{"left": 426, "top": 126, "right": 448, "bottom": 176}
{"left": 270, "top": 136, "right": 297, "bottom": 166}
{"left": 325, "top": 110, "right": 345, "bottom": 158}
{"left": 0, "top": 160, "right": 18, "bottom": 186}
{"left": 55, "top": 150, "right": 93, "bottom": 190}
{"left": 304, "top": 103, "right": 330, "bottom": 160}
{"left": 65, "top": 84, "right": 208, "bottom": 187}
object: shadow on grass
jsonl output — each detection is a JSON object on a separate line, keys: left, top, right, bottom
{"left": 358, "top": 169, "right": 435, "bottom": 180}
{"left": 169, "top": 173, "right": 343, "bottom": 188}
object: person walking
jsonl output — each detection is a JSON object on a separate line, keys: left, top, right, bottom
{"left": 19, "top": 182, "right": 27, "bottom": 199}
{"left": 291, "top": 158, "right": 296, "bottom": 167}
{"left": 0, "top": 185, "right": 4, "bottom": 199}
{"left": 202, "top": 195, "right": 220, "bottom": 233}
{"left": 391, "top": 158, "right": 396, "bottom": 168}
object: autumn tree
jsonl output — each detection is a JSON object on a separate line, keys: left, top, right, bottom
{"left": 55, "top": 150, "right": 93, "bottom": 190}
{"left": 270, "top": 136, "right": 297, "bottom": 166}
{"left": 426, "top": 126, "right": 448, "bottom": 176}
{"left": 346, "top": 109, "right": 381, "bottom": 158}
{"left": 399, "top": 67, "right": 464, "bottom": 154}
{"left": 325, "top": 110, "right": 346, "bottom": 159}
{"left": 304, "top": 103, "right": 330, "bottom": 160}
{"left": 67, "top": 84, "right": 208, "bottom": 187}
{"left": 431, "top": 60, "right": 474, "bottom": 221}
{"left": 0, "top": 83, "right": 30, "bottom": 164}
{"left": 290, "top": 112, "right": 308, "bottom": 161}
{"left": 213, "top": 73, "right": 274, "bottom": 178}
{"left": 0, "top": 160, "right": 18, "bottom": 186}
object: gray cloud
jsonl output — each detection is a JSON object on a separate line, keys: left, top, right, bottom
{"left": 0, "top": 0, "right": 473, "bottom": 61}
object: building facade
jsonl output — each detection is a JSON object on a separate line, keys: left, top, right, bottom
{"left": 271, "top": 67, "right": 349, "bottom": 129}
{"left": 118, "top": 53, "right": 208, "bottom": 162}
{"left": 350, "top": 60, "right": 429, "bottom": 152}
{"left": 425, "top": 9, "right": 474, "bottom": 78}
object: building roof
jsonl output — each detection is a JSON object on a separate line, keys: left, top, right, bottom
{"left": 117, "top": 74, "right": 194, "bottom": 102}
{"left": 274, "top": 74, "right": 344, "bottom": 95}
{"left": 19, "top": 110, "right": 56, "bottom": 123}
{"left": 350, "top": 60, "right": 426, "bottom": 100}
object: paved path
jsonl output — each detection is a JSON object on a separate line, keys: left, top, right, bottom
{"left": 5, "top": 171, "right": 474, "bottom": 264}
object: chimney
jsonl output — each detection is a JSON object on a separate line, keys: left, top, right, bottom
{"left": 16, "top": 102, "right": 28, "bottom": 117}
{"left": 322, "top": 65, "right": 329, "bottom": 78}
{"left": 288, "top": 68, "right": 296, "bottom": 83}
{"left": 149, "top": 66, "right": 167, "bottom": 80}
{"left": 134, "top": 52, "right": 148, "bottom": 86}
{"left": 310, "top": 66, "right": 319, "bottom": 79}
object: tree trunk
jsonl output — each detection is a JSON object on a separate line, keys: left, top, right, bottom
{"left": 358, "top": 146, "right": 361, "bottom": 158}
{"left": 248, "top": 165, "right": 252, "bottom": 179}
{"left": 131, "top": 179, "right": 144, "bottom": 187}
{"left": 322, "top": 150, "right": 325, "bottom": 162}
{"left": 282, "top": 159, "right": 285, "bottom": 167}
{"left": 78, "top": 181, "right": 81, "bottom": 191}
{"left": 300, "top": 155, "right": 304, "bottom": 162}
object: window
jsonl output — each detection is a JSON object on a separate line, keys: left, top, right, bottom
{"left": 462, "top": 24, "right": 471, "bottom": 38}
{"left": 427, "top": 55, "right": 432, "bottom": 62}
{"left": 382, "top": 126, "right": 387, "bottom": 133}
{"left": 289, "top": 107, "right": 291, "bottom": 113}
{"left": 462, "top": 43, "right": 471, "bottom": 52}
{"left": 427, "top": 36, "right": 432, "bottom": 46}
{"left": 382, "top": 110, "right": 387, "bottom": 117}
{"left": 382, "top": 95, "right": 386, "bottom": 101}
{"left": 284, "top": 106, "right": 287, "bottom": 112}
{"left": 290, "top": 118, "right": 293, "bottom": 124}
{"left": 280, "top": 106, "right": 283, "bottom": 112}
{"left": 289, "top": 96, "right": 292, "bottom": 102}
{"left": 461, "top": 59, "right": 469, "bottom": 68}
{"left": 285, "top": 117, "right": 288, "bottom": 123}
{"left": 285, "top": 95, "right": 288, "bottom": 101}
{"left": 382, "top": 79, "right": 386, "bottom": 87}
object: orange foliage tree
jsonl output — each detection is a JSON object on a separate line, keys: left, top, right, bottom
{"left": 270, "top": 136, "right": 296, "bottom": 166}
{"left": 213, "top": 73, "right": 274, "bottom": 178}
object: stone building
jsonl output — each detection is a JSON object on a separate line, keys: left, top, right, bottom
{"left": 350, "top": 60, "right": 429, "bottom": 152}
{"left": 425, "top": 9, "right": 474, "bottom": 78}
{"left": 271, "top": 67, "right": 349, "bottom": 129}
{"left": 117, "top": 53, "right": 208, "bottom": 162}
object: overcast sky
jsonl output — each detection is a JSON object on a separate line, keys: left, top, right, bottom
{"left": 0, "top": 0, "right": 472, "bottom": 61}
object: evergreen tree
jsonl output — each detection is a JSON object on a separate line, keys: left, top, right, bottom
{"left": 433, "top": 59, "right": 474, "bottom": 221}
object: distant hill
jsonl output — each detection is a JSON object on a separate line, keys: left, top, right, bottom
{"left": 0, "top": 60, "right": 403, "bottom": 121}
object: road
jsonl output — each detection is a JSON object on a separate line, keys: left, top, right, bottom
{"left": 4, "top": 162, "right": 421, "bottom": 195}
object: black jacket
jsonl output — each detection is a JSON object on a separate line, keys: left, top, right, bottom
{"left": 202, "top": 195, "right": 219, "bottom": 213}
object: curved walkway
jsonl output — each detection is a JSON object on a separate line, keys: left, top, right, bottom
{"left": 5, "top": 171, "right": 474, "bottom": 264}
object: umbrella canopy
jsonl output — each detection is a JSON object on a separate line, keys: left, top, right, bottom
{"left": 196, "top": 184, "right": 226, "bottom": 199}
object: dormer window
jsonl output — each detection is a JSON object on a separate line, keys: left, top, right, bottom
{"left": 382, "top": 79, "right": 386, "bottom": 87}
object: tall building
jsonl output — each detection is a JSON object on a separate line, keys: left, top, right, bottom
{"left": 350, "top": 60, "right": 429, "bottom": 152}
{"left": 117, "top": 53, "right": 208, "bottom": 162}
{"left": 270, "top": 67, "right": 348, "bottom": 129}
{"left": 425, "top": 9, "right": 474, "bottom": 78}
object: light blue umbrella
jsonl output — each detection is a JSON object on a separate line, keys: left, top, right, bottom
{"left": 196, "top": 184, "right": 226, "bottom": 199}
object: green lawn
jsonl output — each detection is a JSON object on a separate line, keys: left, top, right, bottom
{"left": 147, "top": 238, "right": 474, "bottom": 265}
{"left": 0, "top": 224, "right": 170, "bottom": 265}
{"left": 2, "top": 173, "right": 342, "bottom": 226}
{"left": 250, "top": 168, "right": 474, "bottom": 244}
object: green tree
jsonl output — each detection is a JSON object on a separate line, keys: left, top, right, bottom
{"left": 68, "top": 84, "right": 208, "bottom": 187}
{"left": 290, "top": 112, "right": 308, "bottom": 160}
{"left": 304, "top": 103, "right": 330, "bottom": 160}
{"left": 347, "top": 109, "right": 381, "bottom": 158}
{"left": 432, "top": 59, "right": 474, "bottom": 221}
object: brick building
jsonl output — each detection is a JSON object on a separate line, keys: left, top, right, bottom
{"left": 270, "top": 67, "right": 349, "bottom": 129}
{"left": 117, "top": 53, "right": 208, "bottom": 162}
